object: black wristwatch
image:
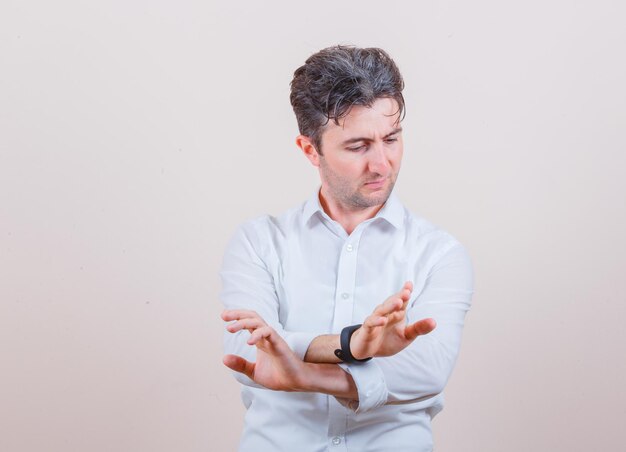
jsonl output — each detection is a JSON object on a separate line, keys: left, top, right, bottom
{"left": 334, "top": 324, "right": 372, "bottom": 363}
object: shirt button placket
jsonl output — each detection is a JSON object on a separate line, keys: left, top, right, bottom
{"left": 332, "top": 236, "right": 360, "bottom": 333}
{"left": 329, "top": 235, "right": 361, "bottom": 451}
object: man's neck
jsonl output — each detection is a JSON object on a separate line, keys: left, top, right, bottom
{"left": 318, "top": 191, "right": 384, "bottom": 235}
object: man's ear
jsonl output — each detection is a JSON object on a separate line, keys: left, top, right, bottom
{"left": 295, "top": 135, "right": 321, "bottom": 167}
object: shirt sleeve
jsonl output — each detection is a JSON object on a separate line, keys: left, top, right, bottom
{"left": 220, "top": 220, "right": 318, "bottom": 388}
{"left": 341, "top": 242, "right": 474, "bottom": 412}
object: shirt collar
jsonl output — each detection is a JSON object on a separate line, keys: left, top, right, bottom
{"left": 302, "top": 187, "right": 405, "bottom": 229}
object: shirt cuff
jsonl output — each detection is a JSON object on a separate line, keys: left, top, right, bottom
{"left": 337, "top": 360, "right": 388, "bottom": 413}
{"left": 282, "top": 331, "right": 319, "bottom": 360}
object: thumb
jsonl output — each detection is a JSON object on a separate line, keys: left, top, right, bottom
{"left": 404, "top": 318, "right": 436, "bottom": 341}
{"left": 223, "top": 354, "right": 256, "bottom": 380}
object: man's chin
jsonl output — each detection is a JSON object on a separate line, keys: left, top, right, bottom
{"left": 354, "top": 187, "right": 393, "bottom": 208}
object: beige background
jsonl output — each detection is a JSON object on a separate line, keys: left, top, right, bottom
{"left": 2, "top": 1, "right": 625, "bottom": 451}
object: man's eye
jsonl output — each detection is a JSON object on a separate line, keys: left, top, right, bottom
{"left": 347, "top": 145, "right": 366, "bottom": 152}
{"left": 385, "top": 138, "right": 398, "bottom": 144}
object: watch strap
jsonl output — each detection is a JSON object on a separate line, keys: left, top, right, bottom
{"left": 334, "top": 324, "right": 372, "bottom": 363}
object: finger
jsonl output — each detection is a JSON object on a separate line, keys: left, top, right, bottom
{"left": 221, "top": 309, "right": 263, "bottom": 322}
{"left": 378, "top": 283, "right": 413, "bottom": 315}
{"left": 404, "top": 318, "right": 437, "bottom": 341}
{"left": 226, "top": 317, "right": 266, "bottom": 333}
{"left": 248, "top": 326, "right": 290, "bottom": 355}
{"left": 373, "top": 297, "right": 403, "bottom": 317}
{"left": 367, "top": 297, "right": 405, "bottom": 330}
{"left": 223, "top": 354, "right": 256, "bottom": 379}
{"left": 247, "top": 325, "right": 275, "bottom": 346}
{"left": 363, "top": 314, "right": 388, "bottom": 330}
{"left": 400, "top": 281, "right": 413, "bottom": 303}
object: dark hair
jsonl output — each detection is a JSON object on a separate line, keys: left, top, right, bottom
{"left": 289, "top": 45, "right": 405, "bottom": 154}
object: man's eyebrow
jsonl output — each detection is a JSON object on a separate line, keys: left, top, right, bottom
{"left": 384, "top": 127, "right": 403, "bottom": 138}
{"left": 341, "top": 127, "right": 403, "bottom": 146}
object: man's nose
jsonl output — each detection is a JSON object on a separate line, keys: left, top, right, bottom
{"left": 367, "top": 144, "right": 391, "bottom": 175}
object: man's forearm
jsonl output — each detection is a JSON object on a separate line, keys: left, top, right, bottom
{"left": 303, "top": 283, "right": 428, "bottom": 364}
{"left": 297, "top": 362, "right": 358, "bottom": 399}
{"left": 303, "top": 334, "right": 342, "bottom": 363}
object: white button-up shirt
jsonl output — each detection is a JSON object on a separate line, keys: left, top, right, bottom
{"left": 220, "top": 189, "right": 474, "bottom": 452}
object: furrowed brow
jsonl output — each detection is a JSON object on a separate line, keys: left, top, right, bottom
{"left": 341, "top": 137, "right": 368, "bottom": 146}
{"left": 384, "top": 127, "right": 403, "bottom": 139}
{"left": 341, "top": 127, "right": 403, "bottom": 146}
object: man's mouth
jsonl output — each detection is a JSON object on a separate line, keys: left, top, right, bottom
{"left": 364, "top": 178, "right": 387, "bottom": 188}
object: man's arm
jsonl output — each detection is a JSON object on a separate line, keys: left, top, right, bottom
{"left": 225, "top": 281, "right": 436, "bottom": 364}
{"left": 225, "top": 243, "right": 472, "bottom": 412}
{"left": 333, "top": 243, "right": 474, "bottom": 409}
{"left": 221, "top": 220, "right": 472, "bottom": 409}
{"left": 221, "top": 281, "right": 437, "bottom": 401}
{"left": 222, "top": 313, "right": 357, "bottom": 398}
{"left": 302, "top": 281, "right": 436, "bottom": 363}
{"left": 220, "top": 221, "right": 320, "bottom": 390}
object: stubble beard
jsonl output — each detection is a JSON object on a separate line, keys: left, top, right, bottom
{"left": 320, "top": 159, "right": 397, "bottom": 210}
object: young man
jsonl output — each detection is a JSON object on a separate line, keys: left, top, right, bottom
{"left": 220, "top": 46, "right": 474, "bottom": 452}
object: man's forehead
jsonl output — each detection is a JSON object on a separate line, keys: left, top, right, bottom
{"left": 324, "top": 98, "right": 402, "bottom": 139}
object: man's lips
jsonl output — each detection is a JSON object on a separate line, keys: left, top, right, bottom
{"left": 364, "top": 178, "right": 387, "bottom": 188}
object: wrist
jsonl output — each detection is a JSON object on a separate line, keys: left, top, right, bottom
{"left": 293, "top": 362, "right": 315, "bottom": 391}
{"left": 295, "top": 362, "right": 358, "bottom": 399}
{"left": 336, "top": 324, "right": 372, "bottom": 363}
{"left": 349, "top": 328, "right": 366, "bottom": 360}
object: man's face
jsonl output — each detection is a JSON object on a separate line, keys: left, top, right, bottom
{"left": 316, "top": 97, "right": 403, "bottom": 210}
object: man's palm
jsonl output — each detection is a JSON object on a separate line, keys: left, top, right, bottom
{"left": 350, "top": 282, "right": 436, "bottom": 359}
{"left": 222, "top": 312, "right": 305, "bottom": 392}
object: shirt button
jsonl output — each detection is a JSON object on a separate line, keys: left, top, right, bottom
{"left": 346, "top": 244, "right": 353, "bottom": 252}
{"left": 341, "top": 292, "right": 349, "bottom": 299}
{"left": 332, "top": 436, "right": 342, "bottom": 445}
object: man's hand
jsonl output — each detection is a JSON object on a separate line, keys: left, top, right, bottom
{"left": 349, "top": 281, "right": 436, "bottom": 360}
{"left": 222, "top": 310, "right": 307, "bottom": 391}
{"left": 222, "top": 310, "right": 358, "bottom": 398}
